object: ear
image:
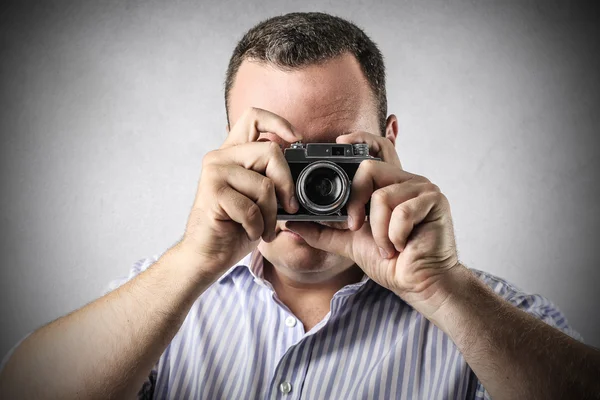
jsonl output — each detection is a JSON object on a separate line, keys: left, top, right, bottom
{"left": 384, "top": 114, "right": 398, "bottom": 146}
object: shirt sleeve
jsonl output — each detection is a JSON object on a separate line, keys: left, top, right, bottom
{"left": 469, "top": 269, "right": 583, "bottom": 399}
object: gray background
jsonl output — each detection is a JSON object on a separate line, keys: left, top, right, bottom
{"left": 1, "top": 0, "right": 599, "bottom": 359}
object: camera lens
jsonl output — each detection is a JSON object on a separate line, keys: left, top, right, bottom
{"left": 305, "top": 170, "right": 340, "bottom": 206}
{"left": 297, "top": 161, "right": 350, "bottom": 215}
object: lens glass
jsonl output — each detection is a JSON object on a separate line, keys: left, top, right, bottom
{"left": 304, "top": 167, "right": 343, "bottom": 206}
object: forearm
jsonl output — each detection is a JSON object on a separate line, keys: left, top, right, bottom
{"left": 0, "top": 242, "right": 218, "bottom": 400}
{"left": 427, "top": 265, "right": 600, "bottom": 400}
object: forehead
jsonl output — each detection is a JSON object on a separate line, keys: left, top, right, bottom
{"left": 228, "top": 53, "right": 379, "bottom": 142}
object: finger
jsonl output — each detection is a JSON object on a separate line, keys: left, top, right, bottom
{"left": 284, "top": 221, "right": 353, "bottom": 258}
{"left": 216, "top": 186, "right": 265, "bottom": 242}
{"left": 388, "top": 192, "right": 438, "bottom": 252}
{"left": 336, "top": 131, "right": 402, "bottom": 168}
{"left": 209, "top": 141, "right": 298, "bottom": 214}
{"left": 223, "top": 107, "right": 303, "bottom": 148}
{"left": 347, "top": 160, "right": 418, "bottom": 230}
{"left": 217, "top": 166, "right": 278, "bottom": 242}
{"left": 369, "top": 182, "right": 424, "bottom": 258}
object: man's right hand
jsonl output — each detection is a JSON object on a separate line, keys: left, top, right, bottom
{"left": 179, "top": 107, "right": 303, "bottom": 278}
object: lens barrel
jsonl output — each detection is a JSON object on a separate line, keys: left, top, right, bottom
{"left": 296, "top": 161, "right": 350, "bottom": 215}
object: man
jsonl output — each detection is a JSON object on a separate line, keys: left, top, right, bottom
{"left": 0, "top": 11, "right": 599, "bottom": 400}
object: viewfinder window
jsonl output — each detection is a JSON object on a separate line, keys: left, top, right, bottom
{"left": 332, "top": 146, "right": 345, "bottom": 156}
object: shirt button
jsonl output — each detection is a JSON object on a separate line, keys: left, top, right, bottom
{"left": 279, "top": 381, "right": 292, "bottom": 394}
{"left": 285, "top": 316, "right": 297, "bottom": 327}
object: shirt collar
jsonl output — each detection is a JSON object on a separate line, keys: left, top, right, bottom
{"left": 217, "top": 248, "right": 264, "bottom": 283}
{"left": 358, "top": 272, "right": 369, "bottom": 284}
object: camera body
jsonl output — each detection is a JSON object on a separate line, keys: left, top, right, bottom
{"left": 276, "top": 142, "right": 380, "bottom": 221}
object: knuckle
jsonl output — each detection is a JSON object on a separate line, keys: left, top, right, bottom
{"left": 371, "top": 189, "right": 388, "bottom": 205}
{"left": 363, "top": 159, "right": 378, "bottom": 172}
{"left": 214, "top": 183, "right": 228, "bottom": 200}
{"left": 435, "top": 191, "right": 449, "bottom": 206}
{"left": 394, "top": 205, "right": 411, "bottom": 221}
{"left": 260, "top": 177, "right": 275, "bottom": 194}
{"left": 267, "top": 140, "right": 281, "bottom": 155}
{"left": 246, "top": 203, "right": 262, "bottom": 222}
{"left": 424, "top": 182, "right": 440, "bottom": 193}
{"left": 203, "top": 150, "right": 219, "bottom": 166}
{"left": 412, "top": 174, "right": 429, "bottom": 184}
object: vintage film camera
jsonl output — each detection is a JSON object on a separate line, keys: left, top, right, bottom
{"left": 276, "top": 141, "right": 380, "bottom": 221}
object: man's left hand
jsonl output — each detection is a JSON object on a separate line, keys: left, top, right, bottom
{"left": 285, "top": 132, "right": 461, "bottom": 318}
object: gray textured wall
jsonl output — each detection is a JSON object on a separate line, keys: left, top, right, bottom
{"left": 1, "top": 0, "right": 599, "bottom": 359}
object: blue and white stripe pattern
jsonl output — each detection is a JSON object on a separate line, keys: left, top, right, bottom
{"left": 105, "top": 250, "right": 581, "bottom": 399}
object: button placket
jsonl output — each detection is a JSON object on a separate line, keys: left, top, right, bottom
{"left": 269, "top": 334, "right": 316, "bottom": 399}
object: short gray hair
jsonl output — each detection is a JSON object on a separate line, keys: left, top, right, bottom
{"left": 224, "top": 12, "right": 387, "bottom": 135}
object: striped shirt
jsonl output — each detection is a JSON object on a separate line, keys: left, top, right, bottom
{"left": 102, "top": 249, "right": 581, "bottom": 400}
{"left": 0, "top": 249, "right": 581, "bottom": 399}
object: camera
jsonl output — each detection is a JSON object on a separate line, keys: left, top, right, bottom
{"left": 276, "top": 141, "right": 380, "bottom": 221}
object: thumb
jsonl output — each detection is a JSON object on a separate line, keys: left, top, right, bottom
{"left": 285, "top": 221, "right": 353, "bottom": 258}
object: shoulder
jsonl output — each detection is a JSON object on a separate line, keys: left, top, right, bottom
{"left": 468, "top": 268, "right": 583, "bottom": 342}
{"left": 469, "top": 268, "right": 528, "bottom": 300}
{"left": 103, "top": 254, "right": 161, "bottom": 295}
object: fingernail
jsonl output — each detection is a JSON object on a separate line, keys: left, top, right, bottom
{"left": 291, "top": 127, "right": 302, "bottom": 139}
{"left": 290, "top": 195, "right": 299, "bottom": 211}
{"left": 379, "top": 247, "right": 390, "bottom": 259}
{"left": 347, "top": 215, "right": 354, "bottom": 230}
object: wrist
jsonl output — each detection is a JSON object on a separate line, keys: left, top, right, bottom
{"left": 128, "top": 241, "right": 223, "bottom": 317}
{"left": 425, "top": 265, "right": 501, "bottom": 341}
{"left": 399, "top": 263, "right": 474, "bottom": 327}
{"left": 165, "top": 240, "right": 226, "bottom": 288}
{"left": 426, "top": 265, "right": 475, "bottom": 328}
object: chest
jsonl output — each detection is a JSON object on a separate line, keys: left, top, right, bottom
{"left": 154, "top": 283, "right": 476, "bottom": 399}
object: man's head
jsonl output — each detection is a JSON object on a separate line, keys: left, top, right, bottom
{"left": 226, "top": 12, "right": 390, "bottom": 136}
{"left": 224, "top": 12, "right": 398, "bottom": 282}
